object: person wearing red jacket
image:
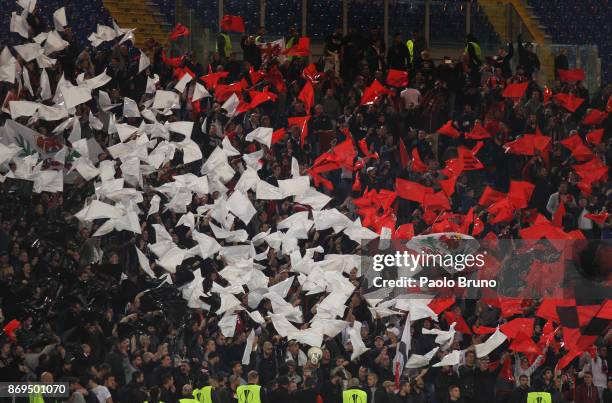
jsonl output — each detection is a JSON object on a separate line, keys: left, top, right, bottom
{"left": 575, "top": 372, "right": 601, "bottom": 403}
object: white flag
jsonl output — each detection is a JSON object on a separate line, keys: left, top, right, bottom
{"left": 392, "top": 313, "right": 411, "bottom": 381}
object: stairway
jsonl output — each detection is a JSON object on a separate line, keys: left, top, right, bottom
{"left": 477, "top": 0, "right": 554, "bottom": 85}
{"left": 103, "top": 0, "right": 171, "bottom": 47}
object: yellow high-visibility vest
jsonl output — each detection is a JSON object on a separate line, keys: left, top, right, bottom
{"left": 342, "top": 388, "right": 367, "bottom": 403}
{"left": 28, "top": 394, "right": 44, "bottom": 403}
{"left": 466, "top": 41, "right": 482, "bottom": 62}
{"left": 193, "top": 386, "right": 214, "bottom": 403}
{"left": 406, "top": 39, "right": 415, "bottom": 64}
{"left": 527, "top": 392, "right": 552, "bottom": 403}
{"left": 236, "top": 384, "right": 262, "bottom": 403}
{"left": 216, "top": 33, "right": 232, "bottom": 56}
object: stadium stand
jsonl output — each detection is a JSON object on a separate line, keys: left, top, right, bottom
{"left": 0, "top": 0, "right": 113, "bottom": 46}
{"left": 527, "top": 0, "right": 612, "bottom": 82}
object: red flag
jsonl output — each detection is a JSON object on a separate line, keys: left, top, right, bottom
{"left": 500, "top": 355, "right": 515, "bottom": 382}
{"left": 302, "top": 63, "right": 324, "bottom": 83}
{"left": 557, "top": 68, "right": 585, "bottom": 83}
{"left": 352, "top": 172, "right": 362, "bottom": 192}
{"left": 285, "top": 37, "right": 311, "bottom": 57}
{"left": 554, "top": 93, "right": 585, "bottom": 112}
{"left": 2, "top": 319, "right": 20, "bottom": 341}
{"left": 500, "top": 318, "right": 535, "bottom": 339}
{"left": 552, "top": 202, "right": 566, "bottom": 227}
{"left": 504, "top": 135, "right": 535, "bottom": 156}
{"left": 395, "top": 178, "right": 434, "bottom": 203}
{"left": 214, "top": 81, "right": 246, "bottom": 102}
{"left": 509, "top": 331, "right": 541, "bottom": 355}
{"left": 271, "top": 128, "right": 286, "bottom": 145}
{"left": 465, "top": 121, "right": 491, "bottom": 140}
{"left": 422, "top": 191, "right": 451, "bottom": 211}
{"left": 586, "top": 128, "right": 604, "bottom": 145}
{"left": 437, "top": 120, "right": 461, "bottom": 138}
{"left": 508, "top": 180, "right": 535, "bottom": 209}
{"left": 556, "top": 349, "right": 582, "bottom": 370}
{"left": 393, "top": 223, "right": 414, "bottom": 240}
{"left": 478, "top": 186, "right": 506, "bottom": 206}
{"left": 457, "top": 142, "right": 484, "bottom": 170}
{"left": 502, "top": 82, "right": 529, "bottom": 98}
{"left": 221, "top": 15, "right": 245, "bottom": 32}
{"left": 428, "top": 297, "right": 455, "bottom": 314}
{"left": 500, "top": 298, "right": 525, "bottom": 318}
{"left": 444, "top": 311, "right": 472, "bottom": 334}
{"left": 298, "top": 80, "right": 314, "bottom": 112}
{"left": 399, "top": 138, "right": 409, "bottom": 170}
{"left": 161, "top": 50, "right": 183, "bottom": 68}
{"left": 411, "top": 148, "right": 428, "bottom": 172}
{"left": 584, "top": 212, "right": 610, "bottom": 225}
{"left": 287, "top": 115, "right": 311, "bottom": 147}
{"left": 582, "top": 109, "right": 609, "bottom": 126}
{"left": 360, "top": 79, "right": 393, "bottom": 105}
{"left": 199, "top": 71, "right": 229, "bottom": 90}
{"left": 559, "top": 134, "right": 594, "bottom": 161}
{"left": 386, "top": 69, "right": 409, "bottom": 87}
{"left": 168, "top": 23, "right": 190, "bottom": 40}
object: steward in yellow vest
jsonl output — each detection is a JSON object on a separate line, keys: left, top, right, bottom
{"left": 216, "top": 32, "right": 232, "bottom": 59}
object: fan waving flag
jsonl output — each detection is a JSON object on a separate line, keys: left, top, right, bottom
{"left": 392, "top": 314, "right": 410, "bottom": 389}
{"left": 360, "top": 79, "right": 393, "bottom": 105}
{"left": 168, "top": 23, "right": 190, "bottom": 41}
{"left": 221, "top": 15, "right": 245, "bottom": 33}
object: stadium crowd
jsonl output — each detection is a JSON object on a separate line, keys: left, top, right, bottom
{"left": 0, "top": 4, "right": 611, "bottom": 403}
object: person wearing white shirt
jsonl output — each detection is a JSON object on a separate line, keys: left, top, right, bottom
{"left": 87, "top": 376, "right": 113, "bottom": 403}
{"left": 400, "top": 87, "right": 421, "bottom": 110}
{"left": 579, "top": 347, "right": 608, "bottom": 401}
